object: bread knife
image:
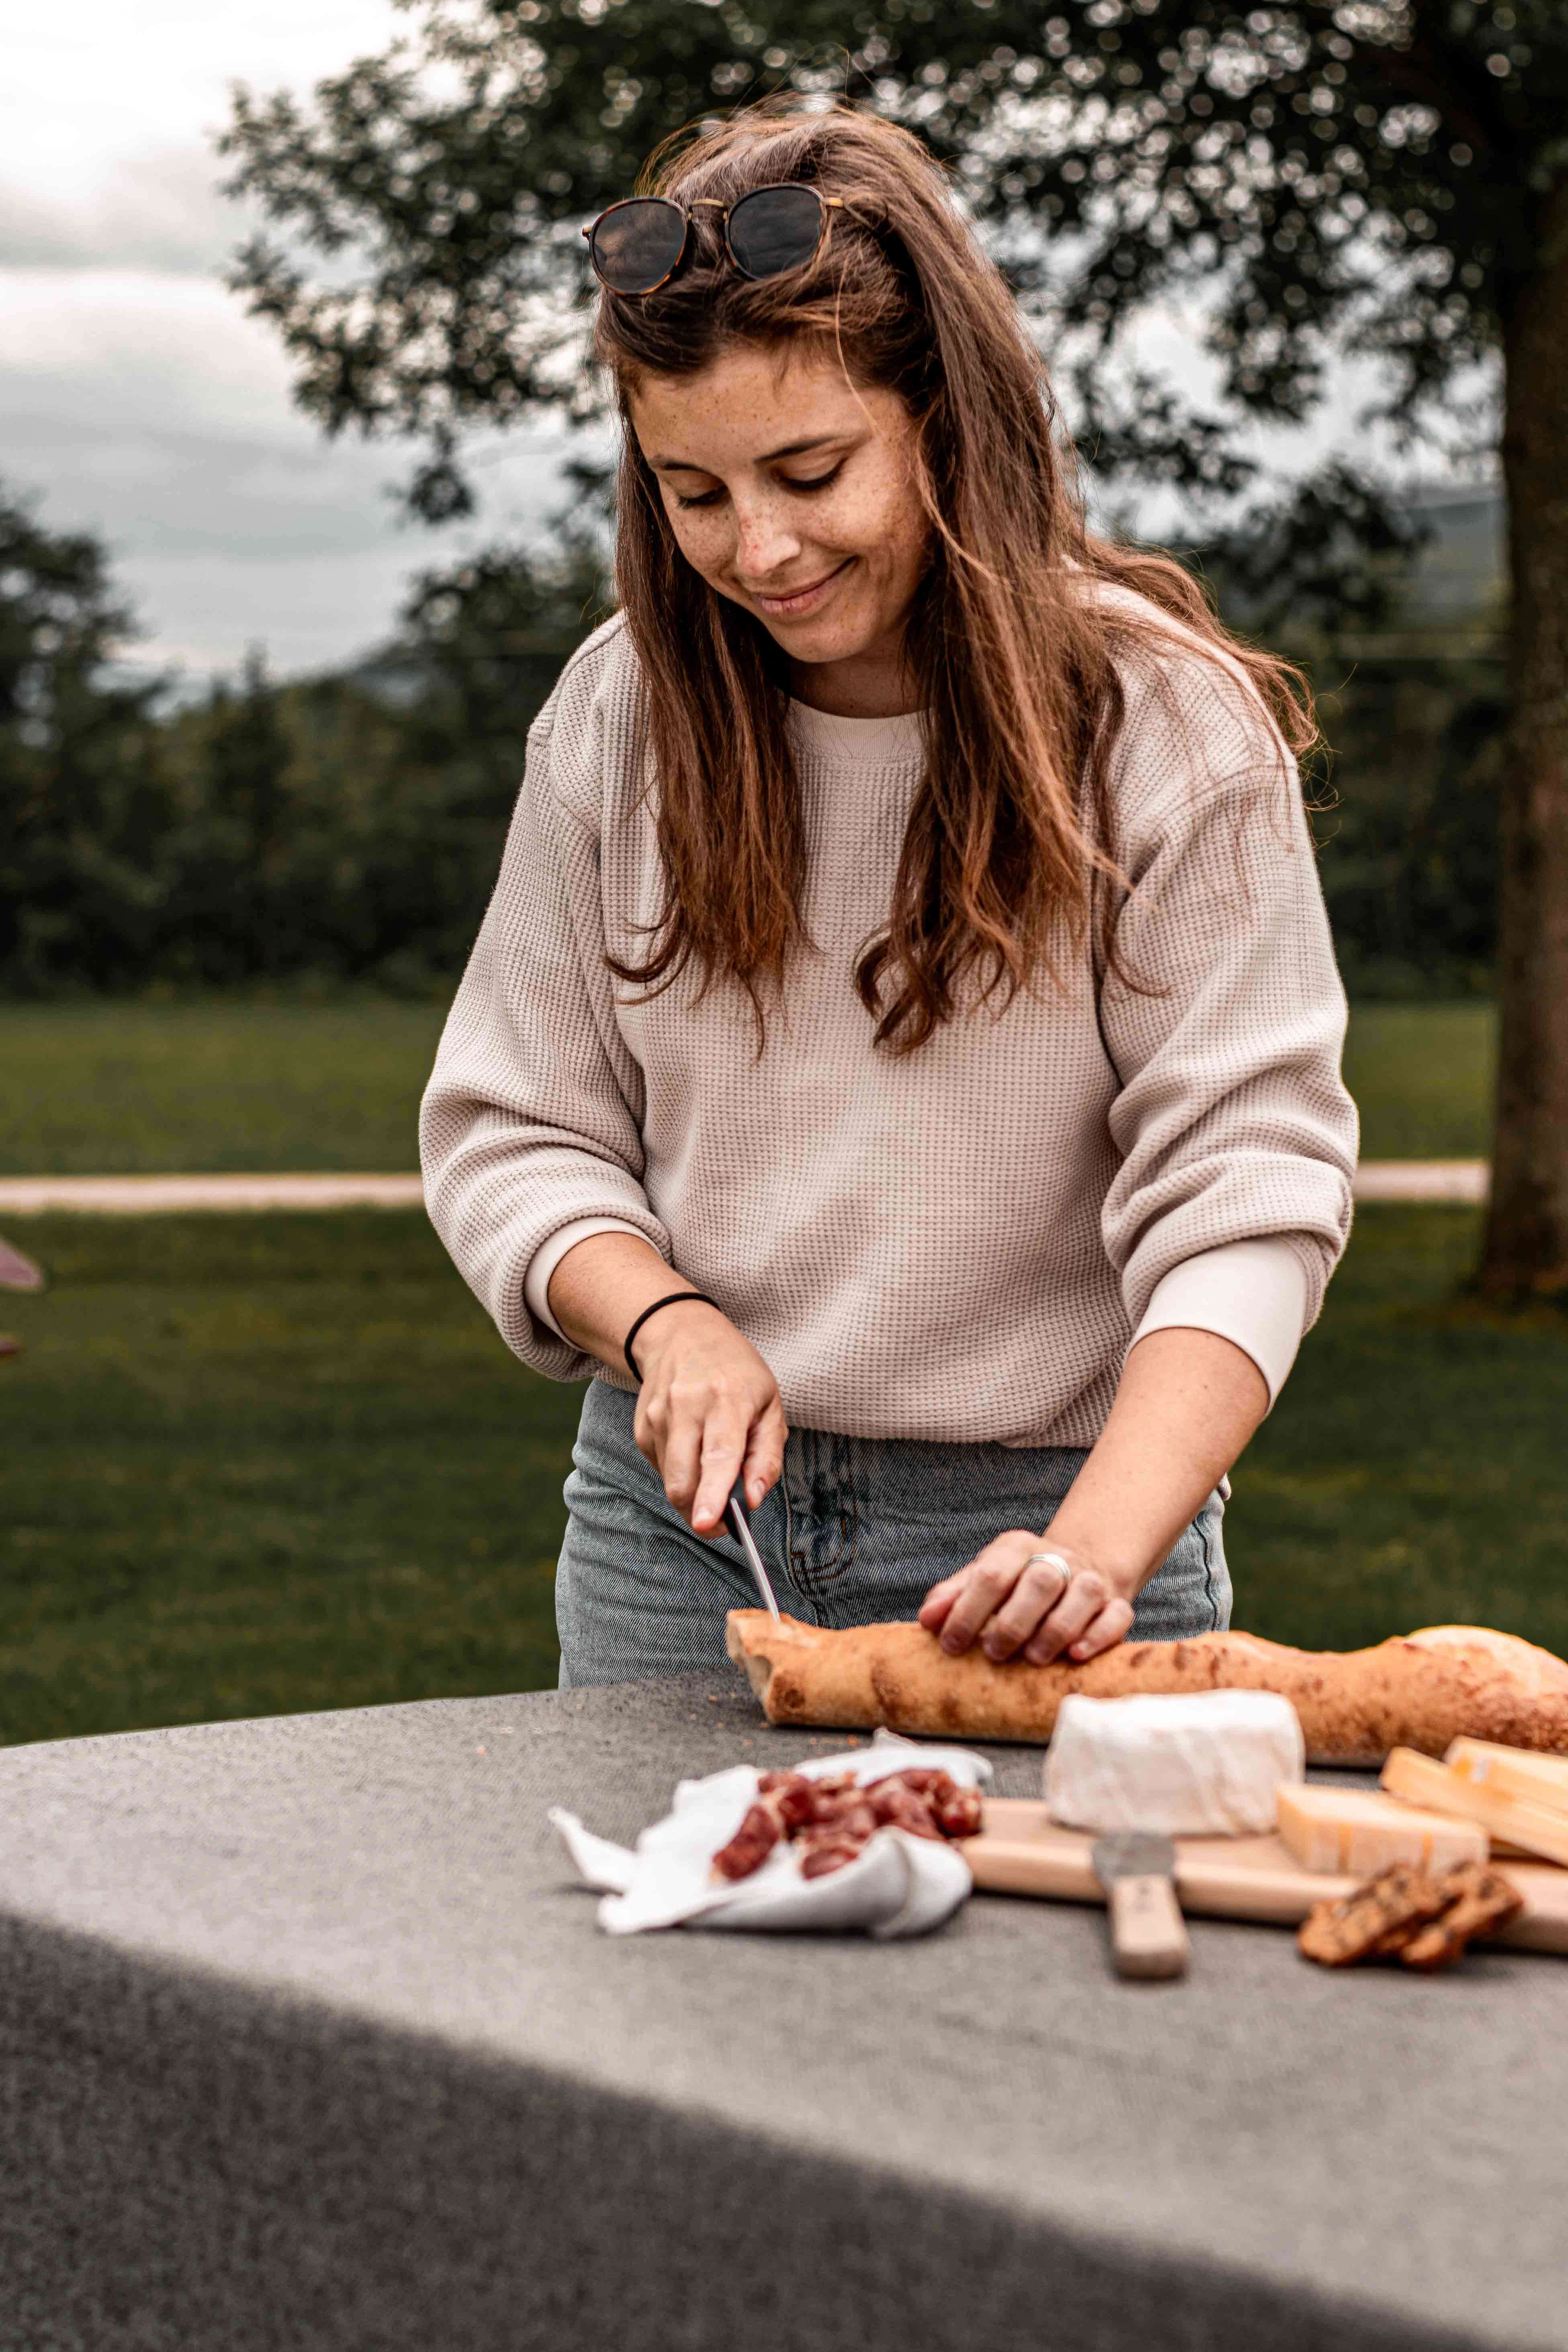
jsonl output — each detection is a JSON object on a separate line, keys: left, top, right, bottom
{"left": 1091, "top": 1833, "right": 1191, "bottom": 1980}
{"left": 724, "top": 1488, "right": 782, "bottom": 1622}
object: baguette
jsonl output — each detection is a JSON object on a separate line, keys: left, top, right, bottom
{"left": 724, "top": 1614, "right": 1568, "bottom": 1766}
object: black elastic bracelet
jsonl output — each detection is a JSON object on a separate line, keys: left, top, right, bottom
{"left": 622, "top": 1291, "right": 723, "bottom": 1381}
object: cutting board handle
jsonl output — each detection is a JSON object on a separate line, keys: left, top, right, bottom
{"left": 1108, "top": 1875, "right": 1190, "bottom": 1980}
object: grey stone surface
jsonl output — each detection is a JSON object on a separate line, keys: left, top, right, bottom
{"left": 0, "top": 1672, "right": 1562, "bottom": 2351}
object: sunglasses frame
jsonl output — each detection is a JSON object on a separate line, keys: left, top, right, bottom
{"left": 581, "top": 184, "right": 872, "bottom": 296}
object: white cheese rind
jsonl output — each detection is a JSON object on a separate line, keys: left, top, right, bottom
{"left": 1044, "top": 1691, "right": 1305, "bottom": 1837}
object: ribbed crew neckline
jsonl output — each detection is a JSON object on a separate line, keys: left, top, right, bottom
{"left": 787, "top": 699, "right": 924, "bottom": 764}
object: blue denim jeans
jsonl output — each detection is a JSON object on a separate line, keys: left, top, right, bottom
{"left": 556, "top": 1379, "right": 1231, "bottom": 1687}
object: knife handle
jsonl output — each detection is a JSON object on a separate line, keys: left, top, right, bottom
{"left": 1108, "top": 1875, "right": 1190, "bottom": 1981}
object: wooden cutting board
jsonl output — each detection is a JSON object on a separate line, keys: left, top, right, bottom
{"left": 964, "top": 1798, "right": 1568, "bottom": 1955}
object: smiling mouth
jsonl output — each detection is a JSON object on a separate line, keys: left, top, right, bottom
{"left": 749, "top": 558, "right": 854, "bottom": 617}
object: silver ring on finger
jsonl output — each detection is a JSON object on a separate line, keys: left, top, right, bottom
{"left": 1023, "top": 1549, "right": 1071, "bottom": 1589}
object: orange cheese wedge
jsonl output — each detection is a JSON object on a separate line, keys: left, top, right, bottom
{"left": 1382, "top": 1747, "right": 1568, "bottom": 1868}
{"left": 1445, "top": 1739, "right": 1568, "bottom": 1808}
{"left": 1277, "top": 1783, "right": 1487, "bottom": 1876}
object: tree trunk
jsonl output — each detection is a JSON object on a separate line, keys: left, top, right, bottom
{"left": 1481, "top": 185, "right": 1568, "bottom": 1297}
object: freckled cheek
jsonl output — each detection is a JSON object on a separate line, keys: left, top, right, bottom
{"left": 855, "top": 472, "right": 917, "bottom": 547}
{"left": 850, "top": 490, "right": 926, "bottom": 598}
{"left": 666, "top": 511, "right": 733, "bottom": 586}
{"left": 823, "top": 488, "right": 887, "bottom": 562}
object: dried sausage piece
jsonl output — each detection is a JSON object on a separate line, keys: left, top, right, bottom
{"left": 838, "top": 1801, "right": 879, "bottom": 1842}
{"left": 865, "top": 1768, "right": 981, "bottom": 1840}
{"left": 803, "top": 1774, "right": 859, "bottom": 1823}
{"left": 756, "top": 1770, "right": 818, "bottom": 1829}
{"left": 869, "top": 1782, "right": 944, "bottom": 1839}
{"left": 720, "top": 1761, "right": 983, "bottom": 1884}
{"left": 807, "top": 1789, "right": 878, "bottom": 1840}
{"left": 799, "top": 1837, "right": 865, "bottom": 1880}
{"left": 935, "top": 1784, "right": 983, "bottom": 1839}
{"left": 712, "top": 1801, "right": 783, "bottom": 1882}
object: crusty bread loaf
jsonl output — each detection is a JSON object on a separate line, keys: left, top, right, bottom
{"left": 724, "top": 1614, "right": 1568, "bottom": 1766}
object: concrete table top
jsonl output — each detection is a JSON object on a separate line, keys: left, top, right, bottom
{"left": 0, "top": 1672, "right": 1562, "bottom": 2352}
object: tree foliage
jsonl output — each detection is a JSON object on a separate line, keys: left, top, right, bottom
{"left": 0, "top": 476, "right": 1495, "bottom": 999}
{"left": 0, "top": 489, "right": 167, "bottom": 991}
{"left": 219, "top": 0, "right": 1556, "bottom": 525}
{"left": 0, "top": 480, "right": 608, "bottom": 995}
{"left": 222, "top": 0, "right": 1568, "bottom": 1292}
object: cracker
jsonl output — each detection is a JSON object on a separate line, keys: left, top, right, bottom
{"left": 1297, "top": 1864, "right": 1449, "bottom": 1966}
{"left": 1398, "top": 1865, "right": 1524, "bottom": 1972}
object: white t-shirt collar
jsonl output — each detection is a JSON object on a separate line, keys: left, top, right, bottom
{"left": 787, "top": 699, "right": 924, "bottom": 765}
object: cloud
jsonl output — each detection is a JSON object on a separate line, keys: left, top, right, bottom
{"left": 112, "top": 546, "right": 480, "bottom": 679}
{"left": 0, "top": 4, "right": 409, "bottom": 274}
{"left": 0, "top": 149, "right": 258, "bottom": 278}
{"left": 3, "top": 268, "right": 335, "bottom": 440}
{"left": 0, "top": 268, "right": 562, "bottom": 675}
{"left": 0, "top": 1, "right": 552, "bottom": 678}
{"left": 1, "top": 0, "right": 1456, "bottom": 690}
{"left": 2, "top": 2, "right": 405, "bottom": 206}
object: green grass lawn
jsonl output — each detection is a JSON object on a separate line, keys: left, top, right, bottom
{"left": 4, "top": 994, "right": 1495, "bottom": 1173}
{"left": 1340, "top": 1001, "right": 1496, "bottom": 1161}
{"left": 0, "top": 1213, "right": 581, "bottom": 1745}
{"left": 2, "top": 1203, "right": 1563, "bottom": 1746}
{"left": 3, "top": 996, "right": 448, "bottom": 1175}
{"left": 1227, "top": 1206, "right": 1568, "bottom": 1657}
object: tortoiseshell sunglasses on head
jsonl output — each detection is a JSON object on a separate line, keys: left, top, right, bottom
{"left": 582, "top": 183, "right": 873, "bottom": 296}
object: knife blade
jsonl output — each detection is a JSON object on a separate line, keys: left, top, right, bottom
{"left": 724, "top": 1488, "right": 782, "bottom": 1621}
{"left": 1090, "top": 1833, "right": 1190, "bottom": 1980}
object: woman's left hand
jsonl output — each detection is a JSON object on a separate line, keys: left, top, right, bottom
{"left": 917, "top": 1533, "right": 1140, "bottom": 1666}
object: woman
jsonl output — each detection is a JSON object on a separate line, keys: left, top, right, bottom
{"left": 421, "top": 102, "right": 1357, "bottom": 1689}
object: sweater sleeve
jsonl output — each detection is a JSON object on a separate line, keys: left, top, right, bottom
{"left": 1131, "top": 1236, "right": 1310, "bottom": 1408}
{"left": 523, "top": 1215, "right": 652, "bottom": 1340}
{"left": 419, "top": 680, "right": 671, "bottom": 1379}
{"left": 1097, "top": 679, "right": 1358, "bottom": 1353}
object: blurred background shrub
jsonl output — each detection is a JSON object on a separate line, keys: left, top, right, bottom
{"left": 0, "top": 477, "right": 608, "bottom": 998}
{"left": 0, "top": 470, "right": 1503, "bottom": 1003}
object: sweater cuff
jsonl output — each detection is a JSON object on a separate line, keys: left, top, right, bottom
{"left": 1130, "top": 1237, "right": 1310, "bottom": 1410}
{"left": 524, "top": 1218, "right": 660, "bottom": 1341}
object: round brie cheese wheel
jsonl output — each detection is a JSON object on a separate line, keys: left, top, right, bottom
{"left": 1043, "top": 1690, "right": 1306, "bottom": 1837}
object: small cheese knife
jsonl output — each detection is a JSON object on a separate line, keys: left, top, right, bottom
{"left": 724, "top": 1487, "right": 782, "bottom": 1622}
{"left": 1091, "top": 1833, "right": 1191, "bottom": 1980}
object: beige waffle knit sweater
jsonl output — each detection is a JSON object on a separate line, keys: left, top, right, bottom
{"left": 420, "top": 605, "right": 1356, "bottom": 1448}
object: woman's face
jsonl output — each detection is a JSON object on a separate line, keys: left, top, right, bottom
{"left": 627, "top": 342, "right": 929, "bottom": 718}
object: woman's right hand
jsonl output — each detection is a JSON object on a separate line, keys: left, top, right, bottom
{"left": 545, "top": 1233, "right": 788, "bottom": 1538}
{"left": 631, "top": 1301, "right": 789, "bottom": 1536}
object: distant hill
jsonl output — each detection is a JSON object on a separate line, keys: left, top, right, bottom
{"left": 1371, "top": 485, "right": 1506, "bottom": 655}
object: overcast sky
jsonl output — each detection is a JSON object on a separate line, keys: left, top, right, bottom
{"left": 1, "top": 1, "right": 566, "bottom": 684}
{"left": 4, "top": 4, "right": 1451, "bottom": 689}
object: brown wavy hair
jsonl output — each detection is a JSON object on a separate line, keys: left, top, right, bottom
{"left": 594, "top": 100, "right": 1315, "bottom": 1052}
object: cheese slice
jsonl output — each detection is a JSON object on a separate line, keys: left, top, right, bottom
{"left": 1276, "top": 1783, "right": 1486, "bottom": 1876}
{"left": 1381, "top": 1747, "right": 1568, "bottom": 1868}
{"left": 1044, "top": 1691, "right": 1304, "bottom": 1837}
{"left": 1445, "top": 1739, "right": 1568, "bottom": 1809}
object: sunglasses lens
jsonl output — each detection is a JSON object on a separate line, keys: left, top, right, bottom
{"left": 726, "top": 185, "right": 826, "bottom": 281}
{"left": 590, "top": 200, "right": 688, "bottom": 294}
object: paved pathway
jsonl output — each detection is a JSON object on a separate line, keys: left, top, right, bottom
{"left": 0, "top": 1173, "right": 424, "bottom": 1213}
{"left": 1351, "top": 1158, "right": 1488, "bottom": 1203}
{"left": 0, "top": 1162, "right": 1490, "bottom": 1212}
